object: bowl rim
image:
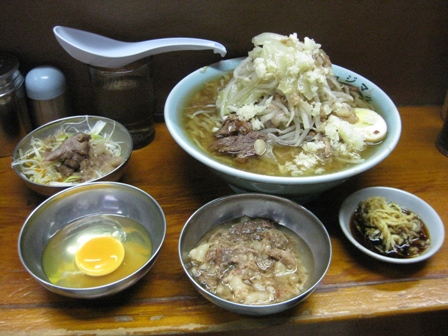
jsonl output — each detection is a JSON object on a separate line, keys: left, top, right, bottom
{"left": 17, "top": 181, "right": 166, "bottom": 294}
{"left": 338, "top": 186, "right": 445, "bottom": 264}
{"left": 164, "top": 57, "right": 401, "bottom": 185}
{"left": 11, "top": 115, "right": 133, "bottom": 189}
{"left": 178, "top": 193, "right": 332, "bottom": 310}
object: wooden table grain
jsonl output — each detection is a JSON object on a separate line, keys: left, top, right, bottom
{"left": 1, "top": 106, "right": 447, "bottom": 335}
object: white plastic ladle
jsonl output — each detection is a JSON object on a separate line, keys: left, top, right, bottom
{"left": 53, "top": 26, "right": 227, "bottom": 68}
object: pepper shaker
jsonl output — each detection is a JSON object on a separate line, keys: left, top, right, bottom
{"left": 25, "top": 66, "right": 71, "bottom": 127}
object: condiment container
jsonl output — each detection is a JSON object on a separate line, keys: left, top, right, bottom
{"left": 436, "top": 89, "right": 448, "bottom": 156}
{"left": 89, "top": 60, "right": 155, "bottom": 149}
{"left": 0, "top": 52, "right": 32, "bottom": 157}
{"left": 25, "top": 66, "right": 71, "bottom": 127}
{"left": 436, "top": 115, "right": 448, "bottom": 157}
{"left": 441, "top": 89, "right": 448, "bottom": 120}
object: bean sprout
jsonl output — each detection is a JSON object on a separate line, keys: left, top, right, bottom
{"left": 12, "top": 118, "right": 124, "bottom": 186}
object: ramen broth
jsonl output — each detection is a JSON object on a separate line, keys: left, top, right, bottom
{"left": 182, "top": 75, "right": 379, "bottom": 177}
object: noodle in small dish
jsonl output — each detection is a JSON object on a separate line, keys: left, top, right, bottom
{"left": 352, "top": 196, "right": 431, "bottom": 258}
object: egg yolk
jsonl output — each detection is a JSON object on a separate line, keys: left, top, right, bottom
{"left": 75, "top": 236, "right": 125, "bottom": 276}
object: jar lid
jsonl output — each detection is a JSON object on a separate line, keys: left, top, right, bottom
{"left": 25, "top": 66, "right": 67, "bottom": 100}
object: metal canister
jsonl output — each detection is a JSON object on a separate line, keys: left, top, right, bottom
{"left": 25, "top": 66, "right": 71, "bottom": 127}
{"left": 0, "top": 52, "right": 32, "bottom": 157}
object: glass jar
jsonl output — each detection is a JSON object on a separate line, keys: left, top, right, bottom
{"left": 89, "top": 60, "right": 155, "bottom": 149}
{"left": 0, "top": 52, "right": 32, "bottom": 157}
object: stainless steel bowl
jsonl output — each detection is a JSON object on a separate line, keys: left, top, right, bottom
{"left": 18, "top": 182, "right": 166, "bottom": 299}
{"left": 12, "top": 115, "right": 133, "bottom": 197}
{"left": 179, "top": 193, "right": 332, "bottom": 315}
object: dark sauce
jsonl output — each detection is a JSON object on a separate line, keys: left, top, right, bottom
{"left": 349, "top": 208, "right": 431, "bottom": 259}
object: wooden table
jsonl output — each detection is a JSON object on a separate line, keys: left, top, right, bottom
{"left": 1, "top": 106, "right": 447, "bottom": 335}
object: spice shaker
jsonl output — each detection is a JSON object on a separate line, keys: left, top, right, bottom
{"left": 0, "top": 52, "right": 32, "bottom": 157}
{"left": 25, "top": 66, "right": 71, "bottom": 127}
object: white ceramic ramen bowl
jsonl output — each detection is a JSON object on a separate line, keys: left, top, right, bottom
{"left": 12, "top": 115, "right": 133, "bottom": 197}
{"left": 179, "top": 193, "right": 332, "bottom": 315}
{"left": 339, "top": 186, "right": 444, "bottom": 264}
{"left": 164, "top": 58, "right": 401, "bottom": 203}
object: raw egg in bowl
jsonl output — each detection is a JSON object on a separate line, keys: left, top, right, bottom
{"left": 18, "top": 182, "right": 166, "bottom": 298}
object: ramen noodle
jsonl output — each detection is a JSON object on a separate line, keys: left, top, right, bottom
{"left": 183, "top": 33, "right": 387, "bottom": 177}
{"left": 352, "top": 196, "right": 431, "bottom": 258}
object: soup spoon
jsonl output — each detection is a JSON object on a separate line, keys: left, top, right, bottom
{"left": 53, "top": 26, "right": 227, "bottom": 68}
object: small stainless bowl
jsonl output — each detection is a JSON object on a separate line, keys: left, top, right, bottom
{"left": 12, "top": 115, "right": 133, "bottom": 197}
{"left": 18, "top": 182, "right": 166, "bottom": 299}
{"left": 179, "top": 193, "right": 332, "bottom": 315}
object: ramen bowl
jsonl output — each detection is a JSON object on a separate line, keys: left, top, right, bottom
{"left": 339, "top": 186, "right": 445, "bottom": 264}
{"left": 18, "top": 182, "right": 166, "bottom": 298}
{"left": 164, "top": 58, "right": 401, "bottom": 203}
{"left": 12, "top": 115, "right": 133, "bottom": 197}
{"left": 179, "top": 193, "right": 332, "bottom": 315}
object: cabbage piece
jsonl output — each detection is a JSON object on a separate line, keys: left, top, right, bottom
{"left": 216, "top": 33, "right": 337, "bottom": 142}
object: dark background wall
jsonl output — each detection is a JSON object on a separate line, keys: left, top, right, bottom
{"left": 1, "top": 0, "right": 447, "bottom": 117}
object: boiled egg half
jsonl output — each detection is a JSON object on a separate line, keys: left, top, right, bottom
{"left": 354, "top": 108, "right": 388, "bottom": 143}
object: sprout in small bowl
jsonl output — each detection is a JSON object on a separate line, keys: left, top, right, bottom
{"left": 12, "top": 115, "right": 132, "bottom": 196}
